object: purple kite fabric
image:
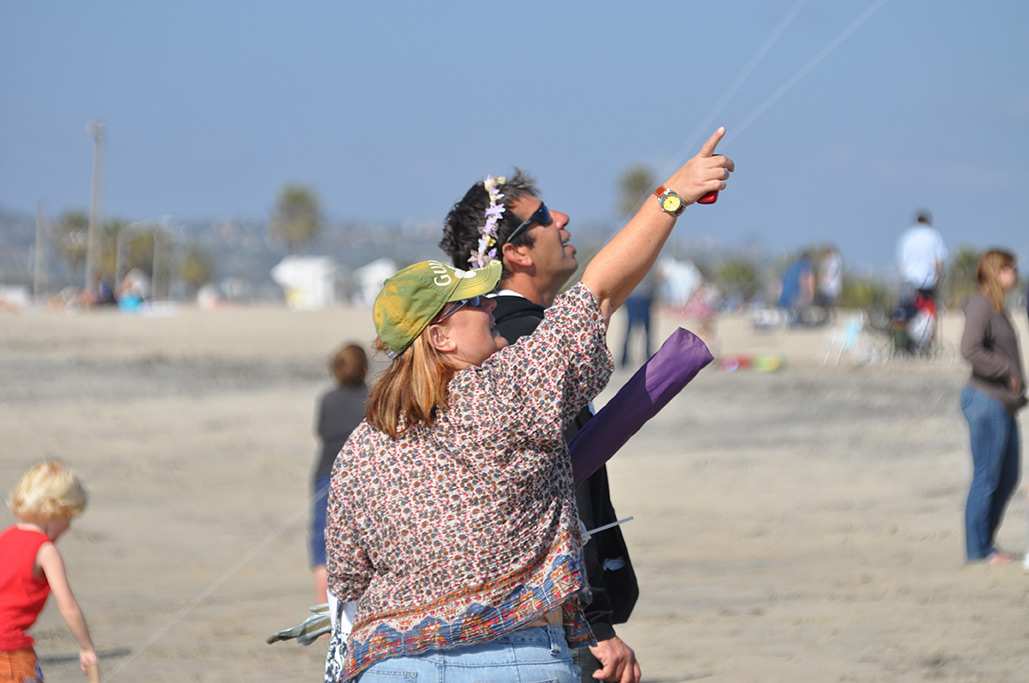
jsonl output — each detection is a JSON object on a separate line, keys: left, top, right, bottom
{"left": 569, "top": 327, "right": 713, "bottom": 483}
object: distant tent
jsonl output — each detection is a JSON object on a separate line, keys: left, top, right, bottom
{"left": 352, "top": 258, "right": 397, "bottom": 307}
{"left": 0, "top": 286, "right": 29, "bottom": 310}
{"left": 271, "top": 256, "right": 336, "bottom": 310}
{"left": 196, "top": 284, "right": 222, "bottom": 309}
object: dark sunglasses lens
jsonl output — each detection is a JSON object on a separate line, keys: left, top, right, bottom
{"left": 450, "top": 296, "right": 481, "bottom": 313}
{"left": 535, "top": 203, "right": 553, "bottom": 226}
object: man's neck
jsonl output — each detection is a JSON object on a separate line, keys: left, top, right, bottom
{"left": 499, "top": 274, "right": 559, "bottom": 307}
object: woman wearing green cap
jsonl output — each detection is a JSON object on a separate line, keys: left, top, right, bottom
{"left": 325, "top": 128, "right": 733, "bottom": 683}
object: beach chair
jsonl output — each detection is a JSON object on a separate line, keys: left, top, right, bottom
{"left": 822, "top": 313, "right": 866, "bottom": 365}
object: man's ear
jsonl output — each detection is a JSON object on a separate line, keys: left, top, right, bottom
{"left": 426, "top": 324, "right": 456, "bottom": 353}
{"left": 501, "top": 242, "right": 534, "bottom": 270}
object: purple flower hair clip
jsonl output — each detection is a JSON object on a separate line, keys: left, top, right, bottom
{"left": 468, "top": 175, "right": 506, "bottom": 268}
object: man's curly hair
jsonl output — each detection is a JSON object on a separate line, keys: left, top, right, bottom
{"left": 439, "top": 169, "right": 539, "bottom": 277}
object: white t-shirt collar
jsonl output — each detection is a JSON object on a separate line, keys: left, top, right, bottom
{"left": 492, "top": 288, "right": 530, "bottom": 300}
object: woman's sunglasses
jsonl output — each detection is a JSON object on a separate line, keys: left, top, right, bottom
{"left": 433, "top": 295, "right": 488, "bottom": 324}
{"left": 503, "top": 202, "right": 553, "bottom": 245}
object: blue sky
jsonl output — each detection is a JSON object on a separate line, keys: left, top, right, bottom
{"left": 2, "top": 1, "right": 1027, "bottom": 269}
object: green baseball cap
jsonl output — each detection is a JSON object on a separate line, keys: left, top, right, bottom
{"left": 373, "top": 259, "right": 502, "bottom": 358}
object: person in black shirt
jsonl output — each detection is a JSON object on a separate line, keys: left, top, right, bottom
{"left": 440, "top": 171, "right": 641, "bottom": 683}
{"left": 311, "top": 343, "right": 368, "bottom": 601}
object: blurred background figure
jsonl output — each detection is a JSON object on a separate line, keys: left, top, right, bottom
{"left": 659, "top": 258, "right": 720, "bottom": 351}
{"left": 958, "top": 249, "right": 1025, "bottom": 564}
{"left": 776, "top": 249, "right": 829, "bottom": 327}
{"left": 310, "top": 343, "right": 368, "bottom": 602}
{"left": 815, "top": 244, "right": 843, "bottom": 317}
{"left": 95, "top": 279, "right": 117, "bottom": 307}
{"left": 116, "top": 268, "right": 150, "bottom": 312}
{"left": 777, "top": 250, "right": 814, "bottom": 315}
{"left": 620, "top": 270, "right": 659, "bottom": 367}
{"left": 897, "top": 210, "right": 947, "bottom": 302}
{"left": 892, "top": 210, "right": 947, "bottom": 354}
{"left": 77, "top": 275, "right": 116, "bottom": 308}
{"left": 681, "top": 282, "right": 720, "bottom": 352}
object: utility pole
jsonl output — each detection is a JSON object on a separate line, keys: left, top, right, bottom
{"left": 33, "top": 202, "right": 48, "bottom": 302}
{"left": 152, "top": 228, "right": 161, "bottom": 300}
{"left": 84, "top": 120, "right": 105, "bottom": 292}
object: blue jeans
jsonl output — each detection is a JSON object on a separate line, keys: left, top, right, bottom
{"left": 621, "top": 296, "right": 653, "bottom": 367}
{"left": 961, "top": 386, "right": 1021, "bottom": 561}
{"left": 356, "top": 625, "right": 579, "bottom": 683}
{"left": 309, "top": 474, "right": 331, "bottom": 567}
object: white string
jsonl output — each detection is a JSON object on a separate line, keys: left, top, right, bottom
{"left": 731, "top": 0, "right": 891, "bottom": 144}
{"left": 107, "top": 490, "right": 636, "bottom": 677}
{"left": 107, "top": 483, "right": 329, "bottom": 680}
{"left": 107, "top": 6, "right": 895, "bottom": 677}
{"left": 666, "top": 0, "right": 810, "bottom": 177}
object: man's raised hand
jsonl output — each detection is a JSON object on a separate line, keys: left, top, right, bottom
{"left": 667, "top": 126, "right": 735, "bottom": 205}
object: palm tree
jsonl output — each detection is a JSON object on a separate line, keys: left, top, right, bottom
{"left": 54, "top": 210, "right": 90, "bottom": 273}
{"left": 617, "top": 165, "right": 656, "bottom": 219}
{"left": 271, "top": 184, "right": 323, "bottom": 254}
{"left": 945, "top": 246, "right": 981, "bottom": 309}
{"left": 179, "top": 244, "right": 215, "bottom": 294}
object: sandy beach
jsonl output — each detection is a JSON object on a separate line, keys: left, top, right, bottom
{"left": 2, "top": 304, "right": 1028, "bottom": 682}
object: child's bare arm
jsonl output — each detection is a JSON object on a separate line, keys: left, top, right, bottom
{"left": 38, "top": 542, "right": 98, "bottom": 673}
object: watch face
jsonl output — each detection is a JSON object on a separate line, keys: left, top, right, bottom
{"left": 662, "top": 194, "right": 682, "bottom": 213}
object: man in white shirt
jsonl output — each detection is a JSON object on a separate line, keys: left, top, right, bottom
{"left": 897, "top": 210, "right": 948, "bottom": 297}
{"left": 817, "top": 245, "right": 843, "bottom": 306}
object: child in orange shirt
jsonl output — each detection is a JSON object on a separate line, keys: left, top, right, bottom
{"left": 1, "top": 461, "right": 99, "bottom": 682}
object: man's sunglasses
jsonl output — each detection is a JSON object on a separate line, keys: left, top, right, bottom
{"left": 433, "top": 295, "right": 488, "bottom": 324}
{"left": 503, "top": 202, "right": 553, "bottom": 245}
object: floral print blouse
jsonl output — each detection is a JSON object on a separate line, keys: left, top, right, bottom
{"left": 325, "top": 282, "right": 613, "bottom": 680}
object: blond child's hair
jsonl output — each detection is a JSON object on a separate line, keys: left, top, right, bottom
{"left": 8, "top": 460, "right": 88, "bottom": 524}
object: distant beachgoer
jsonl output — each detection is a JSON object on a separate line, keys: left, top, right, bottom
{"left": 311, "top": 344, "right": 368, "bottom": 602}
{"left": 1, "top": 461, "right": 99, "bottom": 682}
{"left": 96, "top": 279, "right": 117, "bottom": 306}
{"left": 117, "top": 269, "right": 150, "bottom": 312}
{"left": 778, "top": 251, "right": 814, "bottom": 311}
{"left": 815, "top": 245, "right": 843, "bottom": 312}
{"left": 683, "top": 282, "right": 720, "bottom": 349}
{"left": 890, "top": 212, "right": 947, "bottom": 354}
{"left": 777, "top": 250, "right": 828, "bottom": 327}
{"left": 959, "top": 250, "right": 1026, "bottom": 564}
{"left": 620, "top": 271, "right": 659, "bottom": 368}
{"left": 897, "top": 210, "right": 947, "bottom": 300}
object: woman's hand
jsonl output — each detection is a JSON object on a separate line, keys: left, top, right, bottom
{"left": 664, "top": 127, "right": 735, "bottom": 205}
{"left": 1011, "top": 375, "right": 1022, "bottom": 394}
